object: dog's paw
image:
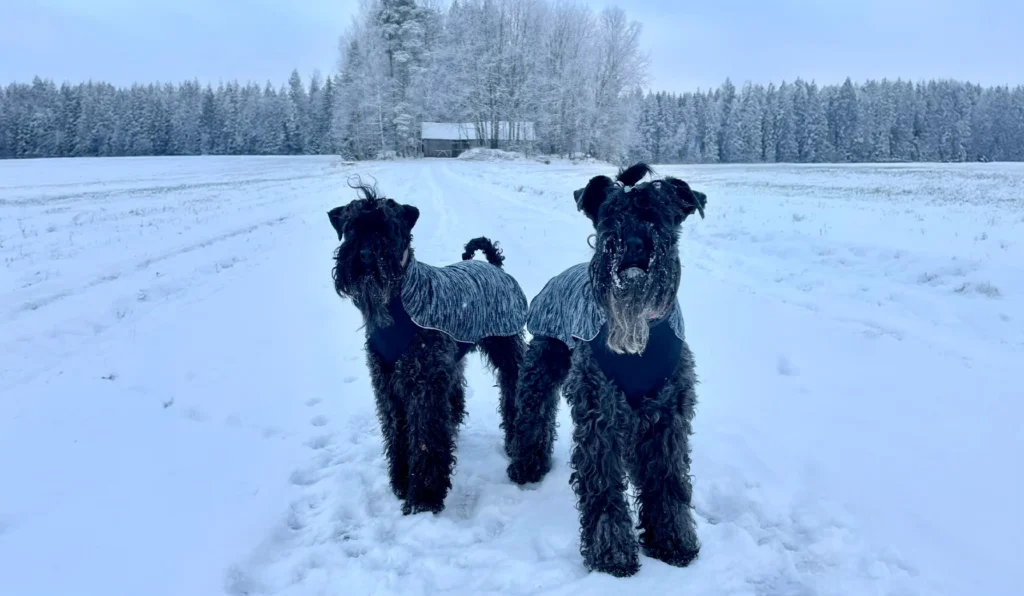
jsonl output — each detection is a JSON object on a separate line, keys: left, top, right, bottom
{"left": 585, "top": 546, "right": 641, "bottom": 578}
{"left": 402, "top": 499, "right": 444, "bottom": 516}
{"left": 507, "top": 456, "right": 550, "bottom": 486}
{"left": 642, "top": 543, "right": 699, "bottom": 568}
{"left": 583, "top": 514, "right": 640, "bottom": 577}
{"left": 639, "top": 520, "right": 700, "bottom": 568}
{"left": 391, "top": 485, "right": 408, "bottom": 501}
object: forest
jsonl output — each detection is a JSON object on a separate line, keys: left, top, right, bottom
{"left": 2, "top": 0, "right": 1023, "bottom": 163}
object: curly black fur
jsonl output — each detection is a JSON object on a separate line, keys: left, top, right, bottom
{"left": 328, "top": 187, "right": 525, "bottom": 515}
{"left": 565, "top": 340, "right": 700, "bottom": 575}
{"left": 478, "top": 334, "right": 527, "bottom": 453}
{"left": 367, "top": 330, "right": 464, "bottom": 513}
{"left": 506, "top": 336, "right": 571, "bottom": 484}
{"left": 462, "top": 236, "right": 505, "bottom": 268}
{"left": 508, "top": 163, "right": 707, "bottom": 576}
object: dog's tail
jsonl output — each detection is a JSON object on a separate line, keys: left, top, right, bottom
{"left": 462, "top": 237, "right": 505, "bottom": 268}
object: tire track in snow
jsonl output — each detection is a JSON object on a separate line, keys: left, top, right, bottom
{"left": 436, "top": 161, "right": 579, "bottom": 225}
{"left": 10, "top": 215, "right": 290, "bottom": 317}
{"left": 0, "top": 173, "right": 330, "bottom": 206}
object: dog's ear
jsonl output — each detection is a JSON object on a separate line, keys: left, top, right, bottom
{"left": 327, "top": 205, "right": 348, "bottom": 240}
{"left": 575, "top": 175, "right": 615, "bottom": 223}
{"left": 664, "top": 177, "right": 706, "bottom": 223}
{"left": 400, "top": 204, "right": 419, "bottom": 232}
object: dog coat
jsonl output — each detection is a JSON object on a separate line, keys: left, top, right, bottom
{"left": 526, "top": 262, "right": 686, "bottom": 405}
{"left": 369, "top": 258, "right": 528, "bottom": 364}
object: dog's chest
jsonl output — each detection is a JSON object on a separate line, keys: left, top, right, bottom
{"left": 588, "top": 318, "right": 682, "bottom": 408}
{"left": 368, "top": 297, "right": 472, "bottom": 365}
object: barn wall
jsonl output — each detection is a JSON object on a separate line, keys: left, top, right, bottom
{"left": 422, "top": 139, "right": 481, "bottom": 158}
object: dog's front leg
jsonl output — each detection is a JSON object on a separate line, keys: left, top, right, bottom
{"left": 395, "top": 333, "right": 458, "bottom": 515}
{"left": 565, "top": 348, "right": 640, "bottom": 577}
{"left": 628, "top": 373, "right": 700, "bottom": 567}
{"left": 367, "top": 352, "right": 410, "bottom": 501}
{"left": 507, "top": 335, "right": 571, "bottom": 485}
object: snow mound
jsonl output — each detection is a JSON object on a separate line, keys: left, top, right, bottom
{"left": 457, "top": 147, "right": 527, "bottom": 162}
{"left": 456, "top": 147, "right": 611, "bottom": 167}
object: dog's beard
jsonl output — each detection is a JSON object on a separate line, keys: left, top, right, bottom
{"left": 592, "top": 244, "right": 679, "bottom": 355}
{"left": 349, "top": 278, "right": 396, "bottom": 328}
{"left": 606, "top": 286, "right": 653, "bottom": 354}
{"left": 332, "top": 248, "right": 405, "bottom": 328}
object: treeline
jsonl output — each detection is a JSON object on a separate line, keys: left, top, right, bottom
{"left": 2, "top": 0, "right": 1023, "bottom": 163}
{"left": 629, "top": 78, "right": 1024, "bottom": 164}
{"left": 0, "top": 73, "right": 337, "bottom": 159}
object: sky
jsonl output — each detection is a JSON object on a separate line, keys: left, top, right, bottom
{"left": 2, "top": 0, "right": 1023, "bottom": 93}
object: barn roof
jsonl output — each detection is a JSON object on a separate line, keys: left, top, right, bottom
{"left": 421, "top": 121, "right": 536, "bottom": 142}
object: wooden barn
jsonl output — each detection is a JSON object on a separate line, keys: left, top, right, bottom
{"left": 420, "top": 121, "right": 537, "bottom": 157}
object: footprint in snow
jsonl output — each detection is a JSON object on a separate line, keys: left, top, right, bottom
{"left": 777, "top": 355, "right": 798, "bottom": 376}
{"left": 307, "top": 434, "right": 332, "bottom": 450}
{"left": 310, "top": 415, "right": 329, "bottom": 427}
{"left": 289, "top": 467, "right": 323, "bottom": 487}
{"left": 343, "top": 376, "right": 358, "bottom": 384}
{"left": 450, "top": 482, "right": 482, "bottom": 521}
{"left": 223, "top": 567, "right": 262, "bottom": 596}
{"left": 305, "top": 397, "right": 322, "bottom": 407}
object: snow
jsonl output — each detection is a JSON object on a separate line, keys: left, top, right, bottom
{"left": 457, "top": 147, "right": 528, "bottom": 162}
{"left": 1, "top": 156, "right": 1022, "bottom": 596}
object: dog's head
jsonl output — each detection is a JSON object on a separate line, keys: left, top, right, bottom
{"left": 328, "top": 180, "right": 419, "bottom": 327}
{"left": 574, "top": 163, "right": 706, "bottom": 354}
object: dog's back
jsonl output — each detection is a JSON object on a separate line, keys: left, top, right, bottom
{"left": 400, "top": 256, "right": 527, "bottom": 345}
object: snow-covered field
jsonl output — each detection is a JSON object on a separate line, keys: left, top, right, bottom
{"left": 1, "top": 156, "right": 1021, "bottom": 596}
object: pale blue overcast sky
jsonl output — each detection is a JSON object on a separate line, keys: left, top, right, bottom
{"left": 2, "top": 0, "right": 1022, "bottom": 92}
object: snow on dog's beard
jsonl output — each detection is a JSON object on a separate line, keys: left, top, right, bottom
{"left": 332, "top": 245, "right": 408, "bottom": 329}
{"left": 591, "top": 237, "right": 679, "bottom": 355}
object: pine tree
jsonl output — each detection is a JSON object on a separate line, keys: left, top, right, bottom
{"left": 774, "top": 82, "right": 797, "bottom": 162}
{"left": 199, "top": 85, "right": 219, "bottom": 154}
{"left": 629, "top": 93, "right": 656, "bottom": 163}
{"left": 316, "top": 75, "right": 336, "bottom": 154}
{"left": 733, "top": 83, "right": 764, "bottom": 162}
{"left": 717, "top": 78, "right": 738, "bottom": 162}
{"left": 287, "top": 69, "right": 308, "bottom": 154}
{"left": 0, "top": 86, "right": 11, "bottom": 159}
{"left": 672, "top": 97, "right": 700, "bottom": 162}
{"left": 698, "top": 91, "right": 720, "bottom": 163}
{"left": 761, "top": 83, "right": 778, "bottom": 162}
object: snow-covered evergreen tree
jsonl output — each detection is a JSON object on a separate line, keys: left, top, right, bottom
{"left": 774, "top": 82, "right": 798, "bottom": 162}
{"left": 287, "top": 70, "right": 308, "bottom": 154}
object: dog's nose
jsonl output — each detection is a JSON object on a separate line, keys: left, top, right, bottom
{"left": 624, "top": 236, "right": 645, "bottom": 258}
{"left": 359, "top": 249, "right": 373, "bottom": 264}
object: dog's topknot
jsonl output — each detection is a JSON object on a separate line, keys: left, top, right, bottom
{"left": 347, "top": 174, "right": 381, "bottom": 202}
{"left": 617, "top": 163, "right": 655, "bottom": 188}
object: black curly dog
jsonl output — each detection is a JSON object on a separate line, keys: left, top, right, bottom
{"left": 507, "top": 164, "right": 707, "bottom": 576}
{"left": 328, "top": 182, "right": 526, "bottom": 515}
